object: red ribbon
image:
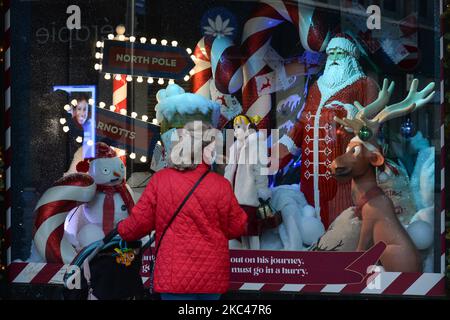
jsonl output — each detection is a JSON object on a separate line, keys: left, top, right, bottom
{"left": 97, "top": 182, "right": 134, "bottom": 235}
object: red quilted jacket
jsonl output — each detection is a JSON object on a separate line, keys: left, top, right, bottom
{"left": 118, "top": 163, "right": 247, "bottom": 294}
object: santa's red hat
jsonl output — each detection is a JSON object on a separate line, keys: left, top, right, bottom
{"left": 76, "top": 142, "right": 117, "bottom": 173}
{"left": 326, "top": 33, "right": 359, "bottom": 58}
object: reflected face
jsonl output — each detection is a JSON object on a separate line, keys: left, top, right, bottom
{"left": 74, "top": 101, "right": 88, "bottom": 125}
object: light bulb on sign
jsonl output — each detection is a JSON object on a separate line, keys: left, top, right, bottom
{"left": 158, "top": 78, "right": 164, "bottom": 85}
{"left": 88, "top": 99, "right": 94, "bottom": 105}
{"left": 109, "top": 105, "right": 116, "bottom": 111}
{"left": 168, "top": 79, "right": 175, "bottom": 84}
{"left": 94, "top": 63, "right": 102, "bottom": 70}
{"left": 189, "top": 69, "right": 195, "bottom": 76}
{"left": 129, "top": 153, "right": 136, "bottom": 159}
{"left": 99, "top": 102, "right": 106, "bottom": 108}
{"left": 140, "top": 156, "right": 147, "bottom": 163}
{"left": 184, "top": 75, "right": 190, "bottom": 81}
{"left": 126, "top": 75, "right": 133, "bottom": 82}
{"left": 137, "top": 76, "right": 143, "bottom": 83}
{"left": 95, "top": 52, "right": 103, "bottom": 59}
{"left": 186, "top": 48, "right": 192, "bottom": 54}
{"left": 140, "top": 37, "right": 147, "bottom": 44}
{"left": 96, "top": 41, "right": 103, "bottom": 48}
{"left": 107, "top": 34, "right": 114, "bottom": 40}
{"left": 161, "top": 39, "right": 168, "bottom": 46}
{"left": 152, "top": 118, "right": 158, "bottom": 125}
{"left": 59, "top": 118, "right": 67, "bottom": 125}
{"left": 104, "top": 73, "right": 111, "bottom": 80}
{"left": 115, "top": 74, "right": 122, "bottom": 81}
{"left": 64, "top": 104, "right": 71, "bottom": 111}
{"left": 63, "top": 126, "right": 70, "bottom": 133}
{"left": 171, "top": 40, "right": 178, "bottom": 47}
{"left": 71, "top": 99, "right": 78, "bottom": 106}
{"left": 120, "top": 109, "right": 127, "bottom": 115}
{"left": 76, "top": 136, "right": 83, "bottom": 143}
{"left": 141, "top": 115, "right": 149, "bottom": 121}
{"left": 147, "top": 77, "right": 154, "bottom": 84}
{"left": 131, "top": 112, "right": 137, "bottom": 118}
{"left": 129, "top": 36, "right": 136, "bottom": 42}
{"left": 150, "top": 38, "right": 157, "bottom": 45}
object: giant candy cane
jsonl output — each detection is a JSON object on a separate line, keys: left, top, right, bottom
{"left": 240, "top": 0, "right": 331, "bottom": 128}
{"left": 33, "top": 174, "right": 96, "bottom": 264}
{"left": 193, "top": 1, "right": 331, "bottom": 129}
{"left": 192, "top": 36, "right": 243, "bottom": 127}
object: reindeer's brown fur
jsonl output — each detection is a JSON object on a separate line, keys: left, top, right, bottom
{"left": 331, "top": 141, "right": 422, "bottom": 272}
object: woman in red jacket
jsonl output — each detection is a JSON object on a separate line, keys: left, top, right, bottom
{"left": 118, "top": 121, "right": 248, "bottom": 300}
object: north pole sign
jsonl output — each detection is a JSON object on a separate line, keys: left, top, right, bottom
{"left": 101, "top": 40, "right": 194, "bottom": 79}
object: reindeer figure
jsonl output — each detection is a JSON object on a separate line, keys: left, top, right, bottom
{"left": 331, "top": 79, "right": 435, "bottom": 273}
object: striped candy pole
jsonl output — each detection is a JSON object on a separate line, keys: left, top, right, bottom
{"left": 4, "top": 0, "right": 11, "bottom": 266}
{"left": 112, "top": 75, "right": 127, "bottom": 113}
{"left": 439, "top": 0, "right": 446, "bottom": 277}
{"left": 112, "top": 26, "right": 128, "bottom": 162}
{"left": 240, "top": 0, "right": 330, "bottom": 129}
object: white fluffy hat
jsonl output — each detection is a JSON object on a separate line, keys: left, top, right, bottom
{"left": 326, "top": 33, "right": 359, "bottom": 58}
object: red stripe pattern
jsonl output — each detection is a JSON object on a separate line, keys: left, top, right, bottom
{"left": 7, "top": 261, "right": 445, "bottom": 296}
{"left": 4, "top": 0, "right": 11, "bottom": 266}
{"left": 240, "top": 0, "right": 329, "bottom": 128}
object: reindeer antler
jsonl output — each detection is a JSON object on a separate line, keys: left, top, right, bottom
{"left": 334, "top": 79, "right": 435, "bottom": 141}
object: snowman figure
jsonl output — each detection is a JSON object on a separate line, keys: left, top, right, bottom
{"left": 68, "top": 143, "right": 135, "bottom": 248}
{"left": 33, "top": 142, "right": 135, "bottom": 263}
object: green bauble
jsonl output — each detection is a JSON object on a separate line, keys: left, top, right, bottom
{"left": 358, "top": 126, "right": 373, "bottom": 141}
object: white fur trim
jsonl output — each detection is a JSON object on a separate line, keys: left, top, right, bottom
{"left": 279, "top": 135, "right": 300, "bottom": 155}
{"left": 326, "top": 37, "right": 359, "bottom": 58}
{"left": 257, "top": 188, "right": 272, "bottom": 201}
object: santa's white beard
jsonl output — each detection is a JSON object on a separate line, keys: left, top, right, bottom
{"left": 318, "top": 55, "right": 364, "bottom": 90}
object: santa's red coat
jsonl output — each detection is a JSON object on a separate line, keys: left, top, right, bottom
{"left": 281, "top": 77, "right": 379, "bottom": 228}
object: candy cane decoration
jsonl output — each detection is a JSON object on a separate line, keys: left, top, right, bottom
{"left": 33, "top": 174, "right": 96, "bottom": 264}
{"left": 192, "top": 36, "right": 243, "bottom": 127}
{"left": 113, "top": 75, "right": 127, "bottom": 113}
{"left": 241, "top": 0, "right": 331, "bottom": 128}
{"left": 192, "top": 36, "right": 214, "bottom": 98}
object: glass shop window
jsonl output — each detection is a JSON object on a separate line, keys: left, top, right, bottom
{"left": 7, "top": 0, "right": 443, "bottom": 277}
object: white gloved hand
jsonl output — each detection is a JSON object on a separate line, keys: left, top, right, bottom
{"left": 257, "top": 188, "right": 272, "bottom": 201}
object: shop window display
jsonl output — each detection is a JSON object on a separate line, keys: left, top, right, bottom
{"left": 2, "top": 0, "right": 447, "bottom": 298}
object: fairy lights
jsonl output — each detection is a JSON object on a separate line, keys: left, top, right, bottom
{"left": 59, "top": 101, "right": 157, "bottom": 161}
{"left": 95, "top": 31, "right": 191, "bottom": 86}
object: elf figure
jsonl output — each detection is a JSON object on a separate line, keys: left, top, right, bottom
{"left": 33, "top": 142, "right": 135, "bottom": 263}
{"left": 225, "top": 115, "right": 271, "bottom": 250}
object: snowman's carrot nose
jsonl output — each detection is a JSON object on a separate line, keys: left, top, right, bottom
{"left": 113, "top": 171, "right": 121, "bottom": 177}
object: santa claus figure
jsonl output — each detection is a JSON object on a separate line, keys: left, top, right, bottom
{"left": 33, "top": 142, "right": 135, "bottom": 263}
{"left": 274, "top": 33, "right": 379, "bottom": 228}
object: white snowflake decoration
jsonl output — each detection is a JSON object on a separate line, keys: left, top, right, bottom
{"left": 203, "top": 15, "right": 234, "bottom": 38}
